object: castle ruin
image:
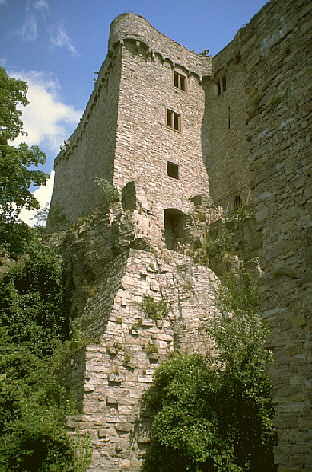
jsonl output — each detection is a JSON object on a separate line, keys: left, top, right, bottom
{"left": 50, "top": 0, "right": 312, "bottom": 470}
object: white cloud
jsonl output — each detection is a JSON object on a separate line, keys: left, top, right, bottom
{"left": 13, "top": 70, "right": 81, "bottom": 154}
{"left": 9, "top": 70, "right": 81, "bottom": 225}
{"left": 21, "top": 12, "right": 38, "bottom": 41}
{"left": 19, "top": 171, "right": 55, "bottom": 226}
{"left": 0, "top": 0, "right": 7, "bottom": 5}
{"left": 33, "top": 0, "right": 49, "bottom": 11}
{"left": 0, "top": 58, "right": 7, "bottom": 66}
{"left": 50, "top": 24, "right": 79, "bottom": 56}
{"left": 18, "top": 1, "right": 79, "bottom": 56}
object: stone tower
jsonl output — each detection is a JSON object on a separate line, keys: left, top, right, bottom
{"left": 50, "top": 14, "right": 222, "bottom": 472}
{"left": 51, "top": 13, "right": 212, "bottom": 247}
{"left": 50, "top": 2, "right": 312, "bottom": 471}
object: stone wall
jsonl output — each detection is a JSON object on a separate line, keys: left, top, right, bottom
{"left": 199, "top": 1, "right": 312, "bottom": 467}
{"left": 61, "top": 209, "right": 219, "bottom": 471}
{"left": 237, "top": 0, "right": 311, "bottom": 469}
{"left": 204, "top": 34, "right": 251, "bottom": 211}
{"left": 50, "top": 47, "right": 122, "bottom": 222}
{"left": 50, "top": 13, "right": 213, "bottom": 241}
{"left": 114, "top": 35, "right": 211, "bottom": 243}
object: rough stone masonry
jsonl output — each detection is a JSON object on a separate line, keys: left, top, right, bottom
{"left": 49, "top": 0, "right": 311, "bottom": 470}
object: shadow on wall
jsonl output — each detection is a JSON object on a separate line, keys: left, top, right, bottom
{"left": 201, "top": 52, "right": 251, "bottom": 212}
{"left": 201, "top": 76, "right": 212, "bottom": 196}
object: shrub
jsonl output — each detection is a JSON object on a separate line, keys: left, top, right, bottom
{"left": 194, "top": 229, "right": 233, "bottom": 266}
{"left": 95, "top": 178, "right": 119, "bottom": 209}
{"left": 142, "top": 270, "right": 276, "bottom": 472}
{"left": 140, "top": 296, "right": 169, "bottom": 322}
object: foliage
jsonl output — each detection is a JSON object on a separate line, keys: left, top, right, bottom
{"left": 47, "top": 204, "right": 69, "bottom": 229}
{"left": 0, "top": 66, "right": 47, "bottom": 221}
{"left": 225, "top": 205, "right": 254, "bottom": 223}
{"left": 131, "top": 318, "right": 143, "bottom": 332}
{"left": 33, "top": 204, "right": 50, "bottom": 226}
{"left": 140, "top": 296, "right": 169, "bottom": 322}
{"left": 0, "top": 239, "right": 71, "bottom": 357}
{"left": 0, "top": 223, "right": 91, "bottom": 471}
{"left": 213, "top": 269, "right": 267, "bottom": 366}
{"left": 193, "top": 229, "right": 233, "bottom": 266}
{"left": 95, "top": 178, "right": 119, "bottom": 209}
{"left": 142, "top": 270, "right": 276, "bottom": 472}
{"left": 0, "top": 344, "right": 91, "bottom": 472}
{"left": 0, "top": 219, "right": 36, "bottom": 258}
{"left": 143, "top": 355, "right": 239, "bottom": 472}
{"left": 145, "top": 342, "right": 158, "bottom": 354}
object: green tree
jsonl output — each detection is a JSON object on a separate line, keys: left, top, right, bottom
{"left": 0, "top": 236, "right": 91, "bottom": 471}
{"left": 142, "top": 270, "right": 276, "bottom": 472}
{"left": 0, "top": 66, "right": 46, "bottom": 222}
{"left": 0, "top": 239, "right": 71, "bottom": 356}
{"left": 0, "top": 66, "right": 90, "bottom": 471}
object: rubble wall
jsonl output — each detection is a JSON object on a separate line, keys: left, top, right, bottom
{"left": 66, "top": 239, "right": 219, "bottom": 471}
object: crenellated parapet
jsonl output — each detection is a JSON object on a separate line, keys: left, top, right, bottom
{"left": 109, "top": 13, "right": 211, "bottom": 79}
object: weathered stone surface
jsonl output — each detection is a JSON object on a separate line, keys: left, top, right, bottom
{"left": 55, "top": 197, "right": 220, "bottom": 470}
{"left": 50, "top": 2, "right": 311, "bottom": 470}
{"left": 244, "top": 0, "right": 312, "bottom": 468}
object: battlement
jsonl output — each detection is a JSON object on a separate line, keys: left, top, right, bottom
{"left": 109, "top": 13, "right": 211, "bottom": 78}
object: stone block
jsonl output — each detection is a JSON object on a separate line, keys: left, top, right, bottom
{"left": 116, "top": 422, "right": 133, "bottom": 432}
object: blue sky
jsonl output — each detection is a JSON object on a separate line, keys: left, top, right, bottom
{"left": 0, "top": 0, "right": 268, "bottom": 222}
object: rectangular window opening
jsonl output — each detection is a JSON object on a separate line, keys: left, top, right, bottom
{"left": 167, "top": 109, "right": 173, "bottom": 128}
{"left": 217, "top": 75, "right": 227, "bottom": 95}
{"left": 167, "top": 161, "right": 179, "bottom": 180}
{"left": 174, "top": 113, "right": 180, "bottom": 131}
{"left": 180, "top": 75, "right": 186, "bottom": 91}
{"left": 174, "top": 71, "right": 179, "bottom": 88}
{"left": 222, "top": 75, "right": 226, "bottom": 92}
{"left": 228, "top": 106, "right": 231, "bottom": 129}
{"left": 217, "top": 80, "right": 221, "bottom": 95}
{"left": 173, "top": 71, "right": 187, "bottom": 91}
{"left": 166, "top": 109, "right": 181, "bottom": 132}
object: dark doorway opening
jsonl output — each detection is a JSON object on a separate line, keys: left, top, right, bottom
{"left": 122, "top": 181, "right": 136, "bottom": 211}
{"left": 164, "top": 209, "right": 186, "bottom": 250}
